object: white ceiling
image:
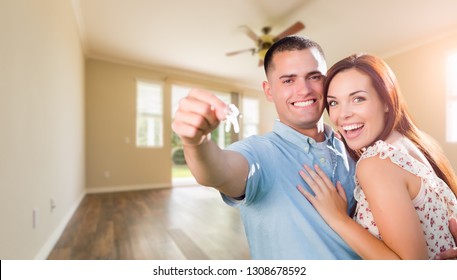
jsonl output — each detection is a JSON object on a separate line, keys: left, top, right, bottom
{"left": 73, "top": 0, "right": 457, "bottom": 89}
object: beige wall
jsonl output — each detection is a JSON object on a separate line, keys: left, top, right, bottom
{"left": 85, "top": 59, "right": 270, "bottom": 192}
{"left": 0, "top": 0, "right": 85, "bottom": 259}
{"left": 384, "top": 33, "right": 457, "bottom": 171}
{"left": 85, "top": 59, "right": 172, "bottom": 191}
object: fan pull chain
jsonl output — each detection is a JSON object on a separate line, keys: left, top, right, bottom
{"left": 225, "top": 104, "right": 241, "bottom": 134}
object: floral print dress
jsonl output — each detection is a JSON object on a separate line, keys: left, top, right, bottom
{"left": 353, "top": 140, "right": 457, "bottom": 259}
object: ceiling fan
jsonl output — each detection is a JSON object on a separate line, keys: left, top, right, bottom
{"left": 226, "top": 21, "right": 305, "bottom": 66}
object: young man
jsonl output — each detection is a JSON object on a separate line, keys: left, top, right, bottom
{"left": 172, "top": 36, "right": 457, "bottom": 259}
{"left": 172, "top": 36, "right": 357, "bottom": 259}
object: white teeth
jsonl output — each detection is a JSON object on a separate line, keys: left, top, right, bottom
{"left": 342, "top": 123, "right": 363, "bottom": 131}
{"left": 293, "top": 100, "right": 314, "bottom": 107}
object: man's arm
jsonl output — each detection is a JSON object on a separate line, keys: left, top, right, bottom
{"left": 171, "top": 89, "right": 249, "bottom": 198}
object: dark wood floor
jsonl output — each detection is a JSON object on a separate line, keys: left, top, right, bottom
{"left": 47, "top": 186, "right": 250, "bottom": 260}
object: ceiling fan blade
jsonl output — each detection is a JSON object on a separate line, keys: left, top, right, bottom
{"left": 273, "top": 21, "right": 305, "bottom": 41}
{"left": 226, "top": 48, "right": 256, "bottom": 56}
{"left": 239, "top": 25, "right": 259, "bottom": 42}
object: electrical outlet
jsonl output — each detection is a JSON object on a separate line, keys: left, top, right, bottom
{"left": 50, "top": 198, "right": 56, "bottom": 212}
{"left": 32, "top": 208, "right": 39, "bottom": 228}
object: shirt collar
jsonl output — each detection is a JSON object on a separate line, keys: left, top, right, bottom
{"left": 272, "top": 119, "right": 337, "bottom": 153}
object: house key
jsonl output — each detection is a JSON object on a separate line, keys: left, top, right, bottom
{"left": 225, "top": 104, "right": 241, "bottom": 133}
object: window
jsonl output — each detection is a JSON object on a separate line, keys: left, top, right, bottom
{"left": 242, "top": 97, "right": 260, "bottom": 138}
{"left": 136, "top": 81, "right": 163, "bottom": 147}
{"left": 446, "top": 53, "right": 457, "bottom": 142}
{"left": 171, "top": 85, "right": 190, "bottom": 116}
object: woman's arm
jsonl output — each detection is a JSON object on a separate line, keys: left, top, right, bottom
{"left": 357, "top": 157, "right": 428, "bottom": 259}
{"left": 298, "top": 159, "right": 428, "bottom": 259}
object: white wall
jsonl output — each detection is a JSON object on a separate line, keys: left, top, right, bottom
{"left": 385, "top": 33, "right": 457, "bottom": 171}
{"left": 0, "top": 0, "right": 85, "bottom": 259}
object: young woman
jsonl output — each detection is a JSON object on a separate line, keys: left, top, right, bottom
{"left": 297, "top": 54, "right": 457, "bottom": 259}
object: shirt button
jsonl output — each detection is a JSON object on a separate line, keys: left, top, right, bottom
{"left": 320, "top": 158, "right": 326, "bottom": 164}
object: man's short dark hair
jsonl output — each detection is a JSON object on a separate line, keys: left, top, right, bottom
{"left": 263, "top": 35, "right": 326, "bottom": 74}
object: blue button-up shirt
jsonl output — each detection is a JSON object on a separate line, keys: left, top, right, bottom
{"left": 223, "top": 120, "right": 359, "bottom": 260}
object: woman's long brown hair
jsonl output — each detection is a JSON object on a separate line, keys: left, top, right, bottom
{"left": 324, "top": 53, "right": 457, "bottom": 196}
